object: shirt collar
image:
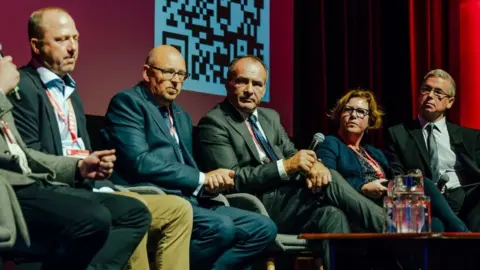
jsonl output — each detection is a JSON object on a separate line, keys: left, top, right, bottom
{"left": 36, "top": 66, "right": 76, "bottom": 90}
{"left": 418, "top": 114, "right": 447, "bottom": 133}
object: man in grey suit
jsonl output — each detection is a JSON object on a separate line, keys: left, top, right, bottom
{"left": 0, "top": 53, "right": 150, "bottom": 269}
{"left": 198, "top": 56, "right": 387, "bottom": 268}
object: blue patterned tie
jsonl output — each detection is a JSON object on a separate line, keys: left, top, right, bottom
{"left": 248, "top": 114, "right": 279, "bottom": 161}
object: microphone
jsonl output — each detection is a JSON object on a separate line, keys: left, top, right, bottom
{"left": 437, "top": 174, "right": 450, "bottom": 191}
{"left": 294, "top": 133, "right": 325, "bottom": 182}
{"left": 0, "top": 44, "right": 21, "bottom": 101}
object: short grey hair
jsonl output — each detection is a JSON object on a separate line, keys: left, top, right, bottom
{"left": 423, "top": 69, "right": 456, "bottom": 97}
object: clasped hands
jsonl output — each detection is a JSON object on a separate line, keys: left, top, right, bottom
{"left": 204, "top": 169, "right": 235, "bottom": 193}
{"left": 284, "top": 150, "right": 331, "bottom": 193}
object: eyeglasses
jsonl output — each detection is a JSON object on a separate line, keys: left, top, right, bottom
{"left": 420, "top": 86, "right": 450, "bottom": 100}
{"left": 149, "top": 66, "right": 189, "bottom": 81}
{"left": 343, "top": 106, "right": 370, "bottom": 119}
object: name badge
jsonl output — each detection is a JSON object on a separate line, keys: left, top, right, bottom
{"left": 66, "top": 149, "right": 90, "bottom": 159}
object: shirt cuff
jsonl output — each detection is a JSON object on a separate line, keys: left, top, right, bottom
{"left": 277, "top": 159, "right": 289, "bottom": 180}
{"left": 193, "top": 172, "right": 205, "bottom": 196}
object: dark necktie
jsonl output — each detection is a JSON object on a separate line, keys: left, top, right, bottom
{"left": 159, "top": 106, "right": 185, "bottom": 164}
{"left": 426, "top": 123, "right": 440, "bottom": 182}
{"left": 248, "top": 114, "right": 279, "bottom": 161}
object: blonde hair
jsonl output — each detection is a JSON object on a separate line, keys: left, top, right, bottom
{"left": 328, "top": 88, "right": 384, "bottom": 130}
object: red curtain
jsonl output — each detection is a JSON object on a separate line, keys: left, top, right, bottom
{"left": 458, "top": 0, "right": 480, "bottom": 129}
{"left": 294, "top": 0, "right": 410, "bottom": 148}
{"left": 409, "top": 0, "right": 480, "bottom": 128}
{"left": 408, "top": 0, "right": 460, "bottom": 123}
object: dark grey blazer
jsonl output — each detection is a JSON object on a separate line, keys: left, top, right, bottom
{"left": 0, "top": 92, "right": 78, "bottom": 187}
{"left": 197, "top": 100, "right": 297, "bottom": 194}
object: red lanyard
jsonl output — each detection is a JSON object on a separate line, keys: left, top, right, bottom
{"left": 1, "top": 121, "right": 16, "bottom": 144}
{"left": 348, "top": 146, "right": 385, "bottom": 179}
{"left": 45, "top": 90, "right": 78, "bottom": 143}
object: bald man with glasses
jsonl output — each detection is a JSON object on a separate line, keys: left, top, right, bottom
{"left": 103, "top": 45, "right": 277, "bottom": 270}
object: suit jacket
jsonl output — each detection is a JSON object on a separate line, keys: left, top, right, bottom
{"left": 316, "top": 135, "right": 393, "bottom": 192}
{"left": 0, "top": 178, "right": 30, "bottom": 248}
{"left": 385, "top": 119, "right": 480, "bottom": 185}
{"left": 9, "top": 64, "right": 91, "bottom": 155}
{"left": 104, "top": 83, "right": 201, "bottom": 197}
{"left": 197, "top": 100, "right": 297, "bottom": 194}
{"left": 0, "top": 92, "right": 78, "bottom": 187}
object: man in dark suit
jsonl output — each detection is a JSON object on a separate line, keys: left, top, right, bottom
{"left": 10, "top": 7, "right": 194, "bottom": 270}
{"left": 386, "top": 69, "right": 480, "bottom": 231}
{"left": 103, "top": 45, "right": 277, "bottom": 270}
{"left": 0, "top": 49, "right": 150, "bottom": 270}
{"left": 197, "top": 56, "right": 388, "bottom": 269}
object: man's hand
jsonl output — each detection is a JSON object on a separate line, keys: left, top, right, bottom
{"left": 0, "top": 56, "right": 19, "bottom": 95}
{"left": 361, "top": 179, "right": 388, "bottom": 199}
{"left": 283, "top": 150, "right": 317, "bottom": 175}
{"left": 306, "top": 162, "right": 331, "bottom": 193}
{"left": 77, "top": 149, "right": 116, "bottom": 180}
{"left": 204, "top": 168, "right": 235, "bottom": 193}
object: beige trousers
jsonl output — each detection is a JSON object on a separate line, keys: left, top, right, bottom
{"left": 116, "top": 192, "right": 192, "bottom": 270}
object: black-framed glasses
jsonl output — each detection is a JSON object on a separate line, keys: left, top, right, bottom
{"left": 149, "top": 66, "right": 189, "bottom": 81}
{"left": 420, "top": 85, "right": 450, "bottom": 100}
{"left": 343, "top": 106, "right": 370, "bottom": 119}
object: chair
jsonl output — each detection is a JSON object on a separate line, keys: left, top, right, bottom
{"left": 224, "top": 193, "right": 314, "bottom": 269}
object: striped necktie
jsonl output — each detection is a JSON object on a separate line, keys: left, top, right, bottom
{"left": 247, "top": 114, "right": 279, "bottom": 161}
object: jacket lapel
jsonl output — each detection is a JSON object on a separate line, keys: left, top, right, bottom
{"left": 220, "top": 101, "right": 262, "bottom": 163}
{"left": 70, "top": 93, "right": 91, "bottom": 150}
{"left": 257, "top": 110, "right": 282, "bottom": 158}
{"left": 25, "top": 65, "right": 63, "bottom": 155}
{"left": 135, "top": 85, "right": 185, "bottom": 163}
{"left": 446, "top": 122, "right": 476, "bottom": 178}
{"left": 407, "top": 119, "right": 431, "bottom": 176}
{"left": 447, "top": 122, "right": 468, "bottom": 156}
{"left": 364, "top": 144, "right": 392, "bottom": 178}
{"left": 171, "top": 104, "right": 197, "bottom": 168}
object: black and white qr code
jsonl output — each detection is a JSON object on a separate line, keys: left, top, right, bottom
{"left": 155, "top": 0, "right": 270, "bottom": 99}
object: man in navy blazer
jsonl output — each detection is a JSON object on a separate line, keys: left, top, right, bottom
{"left": 104, "top": 45, "right": 277, "bottom": 270}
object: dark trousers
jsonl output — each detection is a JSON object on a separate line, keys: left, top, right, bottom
{"left": 14, "top": 182, "right": 151, "bottom": 270}
{"left": 445, "top": 184, "right": 480, "bottom": 231}
{"left": 261, "top": 171, "right": 352, "bottom": 270}
{"left": 189, "top": 201, "right": 277, "bottom": 270}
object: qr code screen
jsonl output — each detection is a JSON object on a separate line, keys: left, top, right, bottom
{"left": 154, "top": 0, "right": 270, "bottom": 101}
